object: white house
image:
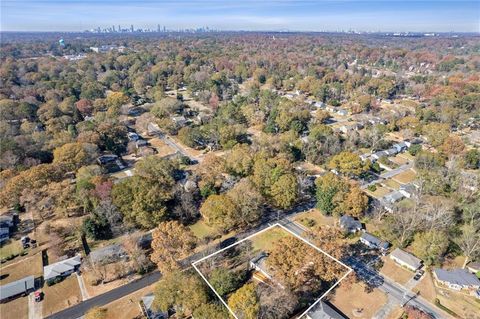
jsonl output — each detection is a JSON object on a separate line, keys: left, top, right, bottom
{"left": 44, "top": 255, "right": 81, "bottom": 282}
{"left": 433, "top": 268, "right": 480, "bottom": 291}
{"left": 390, "top": 248, "right": 422, "bottom": 271}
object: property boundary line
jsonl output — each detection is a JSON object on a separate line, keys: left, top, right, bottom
{"left": 192, "top": 223, "right": 352, "bottom": 319}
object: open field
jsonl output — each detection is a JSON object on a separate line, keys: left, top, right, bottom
{"left": 330, "top": 282, "right": 388, "bottom": 319}
{"left": 0, "top": 295, "right": 28, "bottom": 319}
{"left": 392, "top": 169, "right": 416, "bottom": 184}
{"left": 103, "top": 285, "right": 154, "bottom": 319}
{"left": 380, "top": 257, "right": 413, "bottom": 285}
{"left": 293, "top": 209, "right": 335, "bottom": 229}
{"left": 0, "top": 253, "right": 43, "bottom": 284}
{"left": 42, "top": 275, "right": 82, "bottom": 317}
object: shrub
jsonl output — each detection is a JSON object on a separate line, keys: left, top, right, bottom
{"left": 367, "top": 184, "right": 377, "bottom": 192}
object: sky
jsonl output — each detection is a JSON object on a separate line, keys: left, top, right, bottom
{"left": 1, "top": 0, "right": 479, "bottom": 32}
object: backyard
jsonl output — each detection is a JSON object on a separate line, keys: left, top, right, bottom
{"left": 0, "top": 295, "right": 28, "bottom": 319}
{"left": 0, "top": 253, "right": 43, "bottom": 284}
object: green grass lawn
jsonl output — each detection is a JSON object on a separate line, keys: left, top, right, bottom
{"left": 250, "top": 226, "right": 290, "bottom": 252}
{"left": 189, "top": 220, "right": 218, "bottom": 239}
{"left": 0, "top": 240, "right": 24, "bottom": 259}
{"left": 293, "top": 209, "right": 335, "bottom": 228}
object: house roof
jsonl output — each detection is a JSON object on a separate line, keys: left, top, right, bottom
{"left": 434, "top": 268, "right": 480, "bottom": 287}
{"left": 307, "top": 301, "right": 346, "bottom": 319}
{"left": 384, "top": 191, "right": 405, "bottom": 203}
{"left": 360, "top": 232, "right": 389, "bottom": 249}
{"left": 43, "top": 255, "right": 81, "bottom": 281}
{"left": 0, "top": 275, "right": 35, "bottom": 301}
{"left": 339, "top": 215, "right": 362, "bottom": 231}
{"left": 390, "top": 248, "right": 422, "bottom": 269}
{"left": 90, "top": 244, "right": 127, "bottom": 265}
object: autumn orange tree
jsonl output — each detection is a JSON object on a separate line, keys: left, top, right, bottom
{"left": 227, "top": 283, "right": 260, "bottom": 319}
{"left": 266, "top": 236, "right": 345, "bottom": 292}
{"left": 150, "top": 221, "right": 197, "bottom": 273}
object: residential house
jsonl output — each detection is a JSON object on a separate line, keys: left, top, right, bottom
{"left": 383, "top": 191, "right": 405, "bottom": 204}
{"left": 385, "top": 147, "right": 399, "bottom": 157}
{"left": 0, "top": 215, "right": 16, "bottom": 228}
{"left": 314, "top": 101, "right": 325, "bottom": 109}
{"left": 360, "top": 232, "right": 390, "bottom": 252}
{"left": 392, "top": 142, "right": 408, "bottom": 153}
{"left": 339, "top": 215, "right": 363, "bottom": 233}
{"left": 43, "top": 255, "right": 82, "bottom": 282}
{"left": 0, "top": 275, "right": 35, "bottom": 302}
{"left": 249, "top": 252, "right": 272, "bottom": 280}
{"left": 390, "top": 248, "right": 422, "bottom": 272}
{"left": 337, "top": 108, "right": 348, "bottom": 116}
{"left": 399, "top": 184, "right": 417, "bottom": 198}
{"left": 90, "top": 243, "right": 128, "bottom": 267}
{"left": 306, "top": 301, "right": 346, "bottom": 319}
{"left": 371, "top": 151, "right": 388, "bottom": 161}
{"left": 135, "top": 139, "right": 148, "bottom": 148}
{"left": 467, "top": 262, "right": 480, "bottom": 274}
{"left": 433, "top": 268, "right": 480, "bottom": 291}
{"left": 140, "top": 293, "right": 168, "bottom": 319}
{"left": 171, "top": 115, "right": 187, "bottom": 127}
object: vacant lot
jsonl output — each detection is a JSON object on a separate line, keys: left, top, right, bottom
{"left": 293, "top": 209, "right": 335, "bottom": 229}
{"left": 0, "top": 253, "right": 43, "bottom": 284}
{"left": 392, "top": 169, "right": 416, "bottom": 184}
{"left": 0, "top": 295, "right": 28, "bottom": 319}
{"left": 331, "top": 282, "right": 388, "bottom": 319}
{"left": 43, "top": 275, "right": 82, "bottom": 317}
{"left": 380, "top": 257, "right": 413, "bottom": 285}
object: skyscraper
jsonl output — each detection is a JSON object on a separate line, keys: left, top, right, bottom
{"left": 130, "top": 24, "right": 134, "bottom": 32}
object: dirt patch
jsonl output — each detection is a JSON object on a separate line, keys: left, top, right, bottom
{"left": 0, "top": 295, "right": 28, "bottom": 319}
{"left": 42, "top": 275, "right": 82, "bottom": 317}
{"left": 380, "top": 257, "right": 413, "bottom": 285}
{"left": 330, "top": 282, "right": 388, "bottom": 319}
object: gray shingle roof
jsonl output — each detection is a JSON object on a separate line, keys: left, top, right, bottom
{"left": 390, "top": 248, "right": 422, "bottom": 270}
{"left": 307, "top": 301, "right": 346, "bottom": 319}
{"left": 360, "top": 232, "right": 389, "bottom": 249}
{"left": 43, "top": 255, "right": 81, "bottom": 281}
{"left": 0, "top": 275, "right": 35, "bottom": 301}
{"left": 339, "top": 215, "right": 362, "bottom": 231}
{"left": 434, "top": 268, "right": 480, "bottom": 287}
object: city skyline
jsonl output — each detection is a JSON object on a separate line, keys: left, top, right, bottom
{"left": 1, "top": 0, "right": 479, "bottom": 33}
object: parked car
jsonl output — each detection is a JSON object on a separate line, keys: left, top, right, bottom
{"left": 34, "top": 291, "right": 42, "bottom": 302}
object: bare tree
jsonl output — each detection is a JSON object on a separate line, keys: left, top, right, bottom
{"left": 455, "top": 223, "right": 480, "bottom": 269}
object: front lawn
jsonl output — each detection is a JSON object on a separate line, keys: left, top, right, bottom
{"left": 380, "top": 257, "right": 413, "bottom": 285}
{"left": 43, "top": 275, "right": 82, "bottom": 317}
{"left": 392, "top": 169, "right": 417, "bottom": 184}
{"left": 250, "top": 226, "right": 290, "bottom": 252}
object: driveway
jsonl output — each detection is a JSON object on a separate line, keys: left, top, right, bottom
{"left": 28, "top": 292, "right": 43, "bottom": 319}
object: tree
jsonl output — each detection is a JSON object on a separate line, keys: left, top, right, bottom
{"left": 440, "top": 135, "right": 465, "bottom": 156}
{"left": 193, "top": 303, "right": 229, "bottom": 319}
{"left": 105, "top": 91, "right": 129, "bottom": 116}
{"left": 199, "top": 194, "right": 237, "bottom": 232}
{"left": 53, "top": 142, "right": 98, "bottom": 170}
{"left": 455, "top": 223, "right": 480, "bottom": 268}
{"left": 209, "top": 268, "right": 243, "bottom": 296}
{"left": 267, "top": 236, "right": 344, "bottom": 291}
{"left": 227, "top": 283, "right": 260, "bottom": 319}
{"left": 422, "top": 123, "right": 449, "bottom": 147}
{"left": 464, "top": 149, "right": 480, "bottom": 169}
{"left": 225, "top": 144, "right": 254, "bottom": 177}
{"left": 258, "top": 285, "right": 298, "bottom": 319}
{"left": 83, "top": 213, "right": 112, "bottom": 240}
{"left": 111, "top": 156, "right": 176, "bottom": 228}
{"left": 153, "top": 271, "right": 209, "bottom": 316}
{"left": 310, "top": 225, "right": 346, "bottom": 259}
{"left": 150, "top": 221, "right": 196, "bottom": 273}
{"left": 337, "top": 183, "right": 369, "bottom": 218}
{"left": 315, "top": 173, "right": 348, "bottom": 215}
{"left": 411, "top": 231, "right": 449, "bottom": 265}
{"left": 328, "top": 151, "right": 369, "bottom": 177}
{"left": 227, "top": 179, "right": 264, "bottom": 228}
{"left": 270, "top": 174, "right": 298, "bottom": 209}
{"left": 85, "top": 307, "right": 107, "bottom": 319}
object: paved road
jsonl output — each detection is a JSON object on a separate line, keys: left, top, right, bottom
{"left": 45, "top": 271, "right": 161, "bottom": 319}
{"left": 45, "top": 199, "right": 316, "bottom": 319}
{"left": 344, "top": 256, "right": 451, "bottom": 319}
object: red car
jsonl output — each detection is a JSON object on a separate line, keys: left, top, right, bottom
{"left": 34, "top": 291, "right": 42, "bottom": 302}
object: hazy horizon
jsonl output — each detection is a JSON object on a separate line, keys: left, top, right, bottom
{"left": 1, "top": 0, "right": 479, "bottom": 33}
